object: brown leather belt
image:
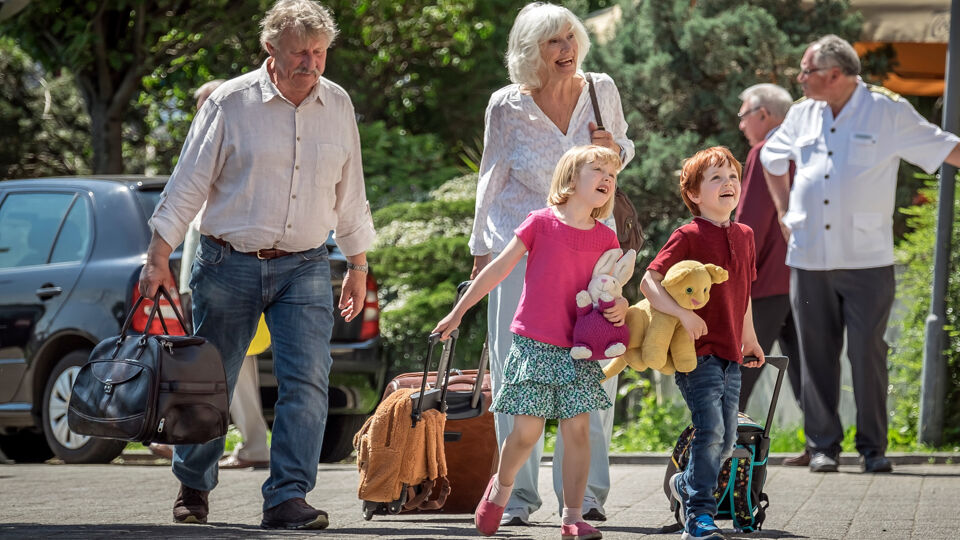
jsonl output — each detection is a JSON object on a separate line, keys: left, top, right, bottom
{"left": 207, "top": 236, "right": 295, "bottom": 260}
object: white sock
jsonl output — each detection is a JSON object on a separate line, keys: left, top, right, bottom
{"left": 562, "top": 507, "right": 582, "bottom": 526}
{"left": 489, "top": 475, "right": 513, "bottom": 507}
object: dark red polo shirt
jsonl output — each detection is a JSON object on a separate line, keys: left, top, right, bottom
{"left": 734, "top": 140, "right": 792, "bottom": 299}
{"left": 648, "top": 218, "right": 756, "bottom": 364}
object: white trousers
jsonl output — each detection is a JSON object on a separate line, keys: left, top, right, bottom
{"left": 488, "top": 256, "right": 617, "bottom": 514}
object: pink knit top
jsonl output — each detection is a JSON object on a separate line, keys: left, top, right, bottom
{"left": 510, "top": 207, "right": 619, "bottom": 348}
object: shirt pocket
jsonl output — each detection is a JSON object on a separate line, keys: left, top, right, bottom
{"left": 852, "top": 212, "right": 886, "bottom": 253}
{"left": 848, "top": 133, "right": 878, "bottom": 167}
{"left": 782, "top": 211, "right": 807, "bottom": 251}
{"left": 312, "top": 143, "right": 347, "bottom": 193}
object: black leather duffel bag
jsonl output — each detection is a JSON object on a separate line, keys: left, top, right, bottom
{"left": 68, "top": 286, "right": 229, "bottom": 445}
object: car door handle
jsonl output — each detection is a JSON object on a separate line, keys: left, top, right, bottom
{"left": 36, "top": 285, "right": 63, "bottom": 299}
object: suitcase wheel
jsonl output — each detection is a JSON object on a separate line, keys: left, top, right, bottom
{"left": 387, "top": 488, "right": 407, "bottom": 514}
{"left": 361, "top": 500, "right": 378, "bottom": 520}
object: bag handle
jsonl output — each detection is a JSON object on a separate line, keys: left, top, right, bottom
{"left": 117, "top": 285, "right": 189, "bottom": 341}
{"left": 586, "top": 73, "right": 604, "bottom": 131}
{"left": 751, "top": 355, "right": 789, "bottom": 438}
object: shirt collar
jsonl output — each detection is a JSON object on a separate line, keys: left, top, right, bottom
{"left": 764, "top": 126, "right": 779, "bottom": 141}
{"left": 257, "top": 59, "right": 326, "bottom": 105}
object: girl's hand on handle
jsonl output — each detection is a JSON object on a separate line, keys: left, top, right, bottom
{"left": 471, "top": 254, "right": 491, "bottom": 280}
{"left": 678, "top": 310, "right": 707, "bottom": 341}
{"left": 588, "top": 122, "right": 621, "bottom": 155}
{"left": 432, "top": 312, "right": 463, "bottom": 341}
{"left": 603, "top": 296, "right": 629, "bottom": 327}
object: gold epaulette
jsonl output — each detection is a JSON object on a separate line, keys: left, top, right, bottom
{"left": 868, "top": 84, "right": 901, "bottom": 102}
{"left": 794, "top": 96, "right": 807, "bottom": 104}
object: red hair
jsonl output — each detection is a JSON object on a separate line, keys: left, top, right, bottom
{"left": 679, "top": 146, "right": 742, "bottom": 216}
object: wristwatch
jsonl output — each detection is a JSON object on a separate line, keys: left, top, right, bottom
{"left": 346, "top": 262, "right": 369, "bottom": 273}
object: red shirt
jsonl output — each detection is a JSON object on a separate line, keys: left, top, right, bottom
{"left": 648, "top": 218, "right": 756, "bottom": 364}
{"left": 734, "top": 140, "right": 792, "bottom": 298}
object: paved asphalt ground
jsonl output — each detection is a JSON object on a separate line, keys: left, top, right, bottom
{"left": 1, "top": 453, "right": 958, "bottom": 539}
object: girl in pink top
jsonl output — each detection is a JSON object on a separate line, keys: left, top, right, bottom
{"left": 434, "top": 145, "right": 628, "bottom": 540}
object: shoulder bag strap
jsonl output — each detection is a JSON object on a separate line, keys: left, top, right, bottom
{"left": 586, "top": 73, "right": 604, "bottom": 131}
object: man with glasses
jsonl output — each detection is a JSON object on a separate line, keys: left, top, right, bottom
{"left": 760, "top": 34, "right": 960, "bottom": 474}
{"left": 734, "top": 84, "right": 806, "bottom": 466}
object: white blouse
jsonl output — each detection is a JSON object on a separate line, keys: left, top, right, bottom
{"left": 468, "top": 72, "right": 635, "bottom": 256}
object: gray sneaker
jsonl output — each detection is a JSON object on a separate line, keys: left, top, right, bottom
{"left": 500, "top": 506, "right": 530, "bottom": 526}
{"left": 669, "top": 472, "right": 688, "bottom": 526}
{"left": 582, "top": 495, "right": 606, "bottom": 521}
{"left": 809, "top": 452, "right": 839, "bottom": 473}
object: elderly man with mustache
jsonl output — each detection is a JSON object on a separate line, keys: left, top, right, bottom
{"left": 140, "top": 0, "right": 374, "bottom": 529}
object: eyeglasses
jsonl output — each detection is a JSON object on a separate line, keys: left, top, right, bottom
{"left": 737, "top": 107, "right": 762, "bottom": 119}
{"left": 800, "top": 66, "right": 829, "bottom": 77}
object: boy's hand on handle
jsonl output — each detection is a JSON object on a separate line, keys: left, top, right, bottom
{"left": 432, "top": 312, "right": 463, "bottom": 341}
{"left": 741, "top": 339, "right": 765, "bottom": 367}
{"left": 603, "top": 296, "right": 629, "bottom": 327}
{"left": 471, "top": 254, "right": 491, "bottom": 280}
{"left": 678, "top": 310, "right": 707, "bottom": 341}
{"left": 588, "top": 122, "right": 621, "bottom": 155}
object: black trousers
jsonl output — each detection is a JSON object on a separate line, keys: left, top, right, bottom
{"left": 738, "top": 294, "right": 802, "bottom": 413}
{"left": 790, "top": 266, "right": 895, "bottom": 457}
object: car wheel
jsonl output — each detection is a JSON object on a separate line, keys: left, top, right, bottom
{"left": 0, "top": 430, "right": 54, "bottom": 463}
{"left": 319, "top": 413, "right": 367, "bottom": 463}
{"left": 41, "top": 350, "right": 126, "bottom": 464}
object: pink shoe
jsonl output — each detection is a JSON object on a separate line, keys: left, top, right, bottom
{"left": 474, "top": 476, "right": 505, "bottom": 536}
{"left": 561, "top": 521, "right": 602, "bottom": 540}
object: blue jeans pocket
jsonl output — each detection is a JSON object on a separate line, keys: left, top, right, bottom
{"left": 196, "top": 236, "right": 224, "bottom": 265}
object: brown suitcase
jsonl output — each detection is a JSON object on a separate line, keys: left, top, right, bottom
{"left": 384, "top": 357, "right": 498, "bottom": 513}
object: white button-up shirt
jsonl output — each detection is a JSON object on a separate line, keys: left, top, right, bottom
{"left": 150, "top": 60, "right": 375, "bottom": 256}
{"left": 761, "top": 80, "right": 958, "bottom": 270}
{"left": 469, "top": 72, "right": 634, "bottom": 256}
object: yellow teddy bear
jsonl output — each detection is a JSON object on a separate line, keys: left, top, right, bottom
{"left": 602, "top": 260, "right": 728, "bottom": 379}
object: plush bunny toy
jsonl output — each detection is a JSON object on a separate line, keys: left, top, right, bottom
{"left": 570, "top": 248, "right": 637, "bottom": 361}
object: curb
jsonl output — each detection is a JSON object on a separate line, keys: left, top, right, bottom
{"left": 114, "top": 451, "right": 959, "bottom": 467}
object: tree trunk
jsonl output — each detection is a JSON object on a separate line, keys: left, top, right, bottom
{"left": 87, "top": 98, "right": 125, "bottom": 174}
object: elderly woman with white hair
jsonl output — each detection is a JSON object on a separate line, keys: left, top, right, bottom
{"left": 468, "top": 1, "right": 634, "bottom": 535}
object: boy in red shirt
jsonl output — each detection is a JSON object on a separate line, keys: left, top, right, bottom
{"left": 640, "top": 146, "right": 765, "bottom": 540}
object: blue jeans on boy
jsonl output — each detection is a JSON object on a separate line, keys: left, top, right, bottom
{"left": 172, "top": 235, "right": 334, "bottom": 511}
{"left": 674, "top": 354, "right": 741, "bottom": 519}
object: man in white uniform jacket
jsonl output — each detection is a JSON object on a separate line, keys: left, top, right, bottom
{"left": 761, "top": 34, "right": 960, "bottom": 474}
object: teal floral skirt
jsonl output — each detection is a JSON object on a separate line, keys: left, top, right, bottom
{"left": 490, "top": 334, "right": 612, "bottom": 419}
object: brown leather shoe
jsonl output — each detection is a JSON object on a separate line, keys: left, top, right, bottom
{"left": 173, "top": 484, "right": 209, "bottom": 524}
{"left": 218, "top": 455, "right": 270, "bottom": 470}
{"left": 261, "top": 498, "right": 329, "bottom": 530}
{"left": 782, "top": 449, "right": 811, "bottom": 467}
{"left": 149, "top": 443, "right": 174, "bottom": 460}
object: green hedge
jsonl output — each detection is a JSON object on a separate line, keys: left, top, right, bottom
{"left": 889, "top": 175, "right": 960, "bottom": 449}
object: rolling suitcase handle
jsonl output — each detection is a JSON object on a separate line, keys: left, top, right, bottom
{"left": 746, "top": 355, "right": 790, "bottom": 439}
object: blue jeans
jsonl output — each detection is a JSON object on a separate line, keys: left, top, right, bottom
{"left": 173, "top": 235, "right": 334, "bottom": 511}
{"left": 674, "top": 355, "right": 741, "bottom": 519}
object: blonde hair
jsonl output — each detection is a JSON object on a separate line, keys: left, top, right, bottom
{"left": 506, "top": 3, "right": 590, "bottom": 90}
{"left": 260, "top": 0, "right": 338, "bottom": 51}
{"left": 548, "top": 145, "right": 621, "bottom": 219}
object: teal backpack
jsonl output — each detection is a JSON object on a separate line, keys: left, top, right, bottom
{"left": 663, "top": 356, "right": 789, "bottom": 533}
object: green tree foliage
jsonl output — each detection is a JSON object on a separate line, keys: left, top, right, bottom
{"left": 359, "top": 121, "right": 463, "bottom": 209}
{"left": 1, "top": 1, "right": 268, "bottom": 174}
{"left": 0, "top": 37, "right": 90, "bottom": 179}
{"left": 323, "top": 0, "right": 524, "bottom": 145}
{"left": 889, "top": 176, "right": 960, "bottom": 448}
{"left": 586, "top": 0, "right": 864, "bottom": 263}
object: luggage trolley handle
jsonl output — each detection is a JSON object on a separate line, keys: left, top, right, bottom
{"left": 412, "top": 330, "right": 459, "bottom": 427}
{"left": 452, "top": 281, "right": 490, "bottom": 410}
{"left": 747, "top": 355, "right": 790, "bottom": 439}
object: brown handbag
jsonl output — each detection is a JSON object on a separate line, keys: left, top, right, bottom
{"left": 587, "top": 73, "right": 644, "bottom": 253}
